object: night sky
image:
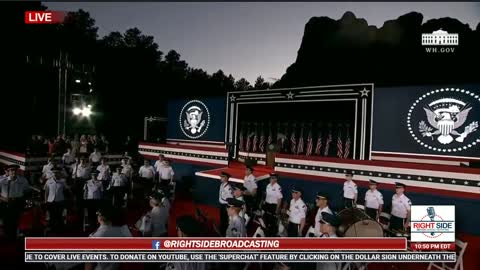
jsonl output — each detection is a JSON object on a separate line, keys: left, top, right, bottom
{"left": 47, "top": 2, "right": 480, "bottom": 84}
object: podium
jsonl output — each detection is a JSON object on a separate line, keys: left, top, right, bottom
{"left": 266, "top": 144, "right": 278, "bottom": 167}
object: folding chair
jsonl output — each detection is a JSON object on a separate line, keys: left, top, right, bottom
{"left": 428, "top": 239, "right": 468, "bottom": 270}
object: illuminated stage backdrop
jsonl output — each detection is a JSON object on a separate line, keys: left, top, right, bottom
{"left": 372, "top": 84, "right": 480, "bottom": 165}
{"left": 226, "top": 84, "right": 374, "bottom": 160}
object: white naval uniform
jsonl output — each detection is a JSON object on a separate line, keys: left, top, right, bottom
{"left": 158, "top": 165, "right": 174, "bottom": 180}
{"left": 154, "top": 160, "right": 164, "bottom": 173}
{"left": 343, "top": 180, "right": 357, "bottom": 199}
{"left": 314, "top": 206, "right": 332, "bottom": 236}
{"left": 139, "top": 165, "right": 155, "bottom": 179}
{"left": 288, "top": 198, "right": 307, "bottom": 224}
{"left": 265, "top": 183, "right": 283, "bottom": 204}
{"left": 42, "top": 163, "right": 54, "bottom": 177}
{"left": 365, "top": 189, "right": 384, "bottom": 210}
{"left": 90, "top": 225, "right": 132, "bottom": 270}
{"left": 391, "top": 194, "right": 411, "bottom": 219}
{"left": 72, "top": 164, "right": 91, "bottom": 179}
{"left": 218, "top": 182, "right": 233, "bottom": 204}
{"left": 84, "top": 180, "right": 104, "bottom": 200}
{"left": 44, "top": 178, "right": 66, "bottom": 203}
{"left": 110, "top": 173, "right": 127, "bottom": 187}
{"left": 96, "top": 164, "right": 111, "bottom": 181}
{"left": 243, "top": 174, "right": 257, "bottom": 194}
{"left": 62, "top": 153, "right": 75, "bottom": 164}
{"left": 121, "top": 164, "right": 133, "bottom": 178}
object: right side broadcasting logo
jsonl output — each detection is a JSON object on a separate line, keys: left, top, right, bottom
{"left": 411, "top": 205, "right": 455, "bottom": 242}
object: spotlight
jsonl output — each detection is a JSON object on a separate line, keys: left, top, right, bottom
{"left": 89, "top": 89, "right": 93, "bottom": 93}
{"left": 82, "top": 107, "right": 92, "bottom": 117}
{"left": 88, "top": 82, "right": 92, "bottom": 86}
{"left": 73, "top": 107, "right": 82, "bottom": 115}
{"left": 75, "top": 79, "right": 81, "bottom": 83}
{"left": 87, "top": 104, "right": 92, "bottom": 108}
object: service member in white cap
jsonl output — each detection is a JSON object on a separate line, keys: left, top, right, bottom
{"left": 316, "top": 213, "right": 341, "bottom": 270}
{"left": 390, "top": 182, "right": 411, "bottom": 232}
{"left": 313, "top": 193, "right": 333, "bottom": 237}
{"left": 263, "top": 173, "right": 283, "bottom": 236}
{"left": 232, "top": 184, "right": 246, "bottom": 219}
{"left": 109, "top": 166, "right": 128, "bottom": 207}
{"left": 364, "top": 180, "right": 384, "bottom": 220}
{"left": 218, "top": 171, "right": 233, "bottom": 235}
{"left": 226, "top": 198, "right": 247, "bottom": 237}
{"left": 343, "top": 172, "right": 357, "bottom": 208}
{"left": 287, "top": 186, "right": 307, "bottom": 237}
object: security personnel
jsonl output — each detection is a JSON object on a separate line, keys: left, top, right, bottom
{"left": 364, "top": 180, "right": 384, "bottom": 220}
{"left": 109, "top": 166, "right": 128, "bottom": 207}
{"left": 153, "top": 154, "right": 165, "bottom": 175}
{"left": 44, "top": 169, "right": 69, "bottom": 232}
{"left": 232, "top": 184, "right": 246, "bottom": 219}
{"left": 314, "top": 193, "right": 333, "bottom": 237}
{"left": 84, "top": 171, "right": 104, "bottom": 229}
{"left": 167, "top": 215, "right": 207, "bottom": 270}
{"left": 146, "top": 192, "right": 169, "bottom": 237}
{"left": 316, "top": 213, "right": 341, "bottom": 270}
{"left": 287, "top": 186, "right": 307, "bottom": 237}
{"left": 89, "top": 147, "right": 102, "bottom": 167}
{"left": 243, "top": 166, "right": 257, "bottom": 212}
{"left": 390, "top": 182, "right": 411, "bottom": 232}
{"left": 226, "top": 198, "right": 247, "bottom": 237}
{"left": 121, "top": 158, "right": 133, "bottom": 179}
{"left": 343, "top": 172, "right": 357, "bottom": 208}
{"left": 0, "top": 164, "right": 37, "bottom": 240}
{"left": 218, "top": 171, "right": 233, "bottom": 236}
{"left": 263, "top": 173, "right": 283, "bottom": 235}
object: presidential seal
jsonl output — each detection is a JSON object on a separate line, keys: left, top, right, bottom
{"left": 179, "top": 100, "right": 210, "bottom": 139}
{"left": 407, "top": 88, "right": 480, "bottom": 153}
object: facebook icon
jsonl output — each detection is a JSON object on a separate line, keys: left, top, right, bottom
{"left": 152, "top": 240, "right": 161, "bottom": 250}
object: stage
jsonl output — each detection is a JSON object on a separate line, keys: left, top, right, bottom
{"left": 194, "top": 161, "right": 273, "bottom": 183}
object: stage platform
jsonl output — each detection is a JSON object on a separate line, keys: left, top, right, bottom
{"left": 195, "top": 161, "right": 273, "bottom": 183}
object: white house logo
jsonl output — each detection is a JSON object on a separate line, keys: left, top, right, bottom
{"left": 407, "top": 88, "right": 479, "bottom": 153}
{"left": 410, "top": 205, "right": 455, "bottom": 242}
{"left": 179, "top": 100, "right": 210, "bottom": 139}
{"left": 422, "top": 29, "right": 458, "bottom": 53}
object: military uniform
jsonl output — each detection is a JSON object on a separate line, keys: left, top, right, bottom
{"left": 314, "top": 193, "right": 333, "bottom": 237}
{"left": 218, "top": 172, "right": 233, "bottom": 236}
{"left": 226, "top": 198, "right": 247, "bottom": 237}
{"left": 232, "top": 185, "right": 247, "bottom": 219}
{"left": 364, "top": 180, "right": 383, "bottom": 220}
{"left": 343, "top": 173, "right": 357, "bottom": 208}
{"left": 263, "top": 173, "right": 282, "bottom": 236}
{"left": 147, "top": 193, "right": 169, "bottom": 237}
{"left": 390, "top": 182, "right": 411, "bottom": 232}
{"left": 287, "top": 186, "right": 307, "bottom": 237}
{"left": 110, "top": 168, "right": 128, "bottom": 207}
{"left": 84, "top": 174, "right": 104, "bottom": 228}
{"left": 243, "top": 167, "right": 258, "bottom": 212}
{"left": 156, "top": 160, "right": 174, "bottom": 194}
{"left": 316, "top": 213, "right": 341, "bottom": 270}
{"left": 44, "top": 172, "right": 68, "bottom": 232}
{"left": 0, "top": 165, "right": 32, "bottom": 240}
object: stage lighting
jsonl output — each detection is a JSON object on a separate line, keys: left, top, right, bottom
{"left": 88, "top": 82, "right": 92, "bottom": 86}
{"left": 82, "top": 107, "right": 92, "bottom": 117}
{"left": 89, "top": 89, "right": 93, "bottom": 93}
{"left": 87, "top": 104, "right": 92, "bottom": 108}
{"left": 72, "top": 107, "right": 82, "bottom": 115}
{"left": 75, "top": 79, "right": 81, "bottom": 83}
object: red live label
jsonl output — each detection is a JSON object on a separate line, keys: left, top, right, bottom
{"left": 25, "top": 11, "right": 66, "bottom": 24}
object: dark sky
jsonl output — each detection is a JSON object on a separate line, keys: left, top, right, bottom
{"left": 47, "top": 2, "right": 480, "bottom": 84}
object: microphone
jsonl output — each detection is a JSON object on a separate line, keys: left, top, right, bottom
{"left": 427, "top": 207, "right": 435, "bottom": 236}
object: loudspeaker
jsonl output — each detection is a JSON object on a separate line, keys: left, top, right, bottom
{"left": 244, "top": 158, "right": 258, "bottom": 167}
